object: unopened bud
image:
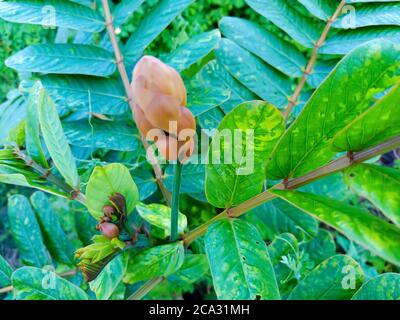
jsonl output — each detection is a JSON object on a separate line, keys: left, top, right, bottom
{"left": 98, "top": 223, "right": 119, "bottom": 239}
{"left": 103, "top": 205, "right": 116, "bottom": 217}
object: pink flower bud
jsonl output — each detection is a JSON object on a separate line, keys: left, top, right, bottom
{"left": 98, "top": 223, "right": 119, "bottom": 239}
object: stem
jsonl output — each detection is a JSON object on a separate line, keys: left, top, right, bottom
{"left": 170, "top": 161, "right": 183, "bottom": 241}
{"left": 101, "top": 0, "right": 171, "bottom": 206}
{"left": 127, "top": 276, "right": 165, "bottom": 300}
{"left": 283, "top": 0, "right": 347, "bottom": 119}
{"left": 183, "top": 135, "right": 400, "bottom": 246}
{"left": 13, "top": 148, "right": 86, "bottom": 205}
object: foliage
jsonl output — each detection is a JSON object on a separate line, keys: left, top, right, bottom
{"left": 0, "top": 0, "right": 400, "bottom": 301}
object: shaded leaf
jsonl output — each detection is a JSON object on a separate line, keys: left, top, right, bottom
{"left": 0, "top": 0, "right": 105, "bottom": 32}
{"left": 40, "top": 75, "right": 128, "bottom": 116}
{"left": 215, "top": 39, "right": 292, "bottom": 108}
{"left": 7, "top": 195, "right": 52, "bottom": 267}
{"left": 30, "top": 192, "right": 75, "bottom": 265}
{"left": 124, "top": 0, "right": 194, "bottom": 60}
{"left": 63, "top": 120, "right": 140, "bottom": 152}
{"left": 6, "top": 44, "right": 116, "bottom": 77}
{"left": 220, "top": 17, "right": 306, "bottom": 77}
{"left": 0, "top": 255, "right": 13, "bottom": 287}
{"left": 25, "top": 82, "right": 48, "bottom": 168}
{"left": 245, "top": 0, "right": 324, "bottom": 48}
{"left": 165, "top": 29, "right": 221, "bottom": 72}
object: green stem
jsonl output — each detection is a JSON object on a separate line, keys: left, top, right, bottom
{"left": 170, "top": 161, "right": 183, "bottom": 241}
{"left": 127, "top": 277, "right": 164, "bottom": 300}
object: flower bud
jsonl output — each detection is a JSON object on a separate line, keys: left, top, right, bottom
{"left": 132, "top": 56, "right": 187, "bottom": 133}
{"left": 155, "top": 135, "right": 195, "bottom": 163}
{"left": 98, "top": 223, "right": 119, "bottom": 239}
{"left": 133, "top": 103, "right": 156, "bottom": 136}
{"left": 103, "top": 205, "right": 116, "bottom": 217}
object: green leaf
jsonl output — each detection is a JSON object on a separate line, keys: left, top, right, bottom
{"left": 0, "top": 167, "right": 68, "bottom": 198}
{"left": 0, "top": 0, "right": 105, "bottom": 32}
{"left": 266, "top": 39, "right": 400, "bottom": 179}
{"left": 187, "top": 86, "right": 230, "bottom": 117}
{"left": 38, "top": 89, "right": 80, "bottom": 189}
{"left": 132, "top": 168, "right": 158, "bottom": 201}
{"left": 136, "top": 203, "right": 187, "bottom": 238}
{"left": 320, "top": 27, "right": 400, "bottom": 55}
{"left": 12, "top": 266, "right": 88, "bottom": 300}
{"left": 306, "top": 59, "right": 338, "bottom": 88}
{"left": 6, "top": 44, "right": 116, "bottom": 77}
{"left": 63, "top": 120, "right": 141, "bottom": 152}
{"left": 199, "top": 60, "right": 257, "bottom": 114}
{"left": 215, "top": 39, "right": 292, "bottom": 108}
{"left": 124, "top": 0, "right": 194, "bottom": 60}
{"left": 86, "top": 163, "right": 139, "bottom": 220}
{"left": 268, "top": 233, "right": 299, "bottom": 286}
{"left": 112, "top": 0, "right": 145, "bottom": 28}
{"left": 0, "top": 255, "right": 13, "bottom": 287}
{"left": 25, "top": 82, "right": 48, "bottom": 168}
{"left": 334, "top": 3, "right": 400, "bottom": 29}
{"left": 301, "top": 229, "right": 336, "bottom": 266}
{"left": 206, "top": 101, "right": 285, "bottom": 208}
{"left": 30, "top": 192, "right": 75, "bottom": 265}
{"left": 40, "top": 75, "right": 128, "bottom": 116}
{"left": 0, "top": 92, "right": 26, "bottom": 145}
{"left": 244, "top": 199, "right": 318, "bottom": 241}
{"left": 165, "top": 29, "right": 221, "bottom": 72}
{"left": 288, "top": 255, "right": 364, "bottom": 300}
{"left": 167, "top": 254, "right": 209, "bottom": 285}
{"left": 352, "top": 273, "right": 400, "bottom": 300}
{"left": 7, "top": 195, "right": 52, "bottom": 267}
{"left": 165, "top": 162, "right": 206, "bottom": 200}
{"left": 123, "top": 242, "right": 185, "bottom": 284}
{"left": 272, "top": 189, "right": 400, "bottom": 266}
{"left": 89, "top": 254, "right": 128, "bottom": 300}
{"left": 205, "top": 219, "right": 280, "bottom": 300}
{"left": 219, "top": 17, "right": 306, "bottom": 77}
{"left": 245, "top": 0, "right": 323, "bottom": 48}
{"left": 331, "top": 84, "right": 400, "bottom": 152}
{"left": 298, "top": 0, "right": 336, "bottom": 20}
{"left": 344, "top": 164, "right": 400, "bottom": 226}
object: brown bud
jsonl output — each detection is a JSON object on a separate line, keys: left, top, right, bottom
{"left": 131, "top": 56, "right": 187, "bottom": 133}
{"left": 155, "top": 135, "right": 195, "bottom": 163}
{"left": 133, "top": 103, "right": 156, "bottom": 136}
{"left": 98, "top": 223, "right": 119, "bottom": 239}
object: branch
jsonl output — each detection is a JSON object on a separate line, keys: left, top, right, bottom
{"left": 127, "top": 276, "right": 165, "bottom": 300}
{"left": 0, "top": 268, "right": 78, "bottom": 294}
{"left": 183, "top": 135, "right": 400, "bottom": 246}
{"left": 101, "top": 0, "right": 171, "bottom": 206}
{"left": 13, "top": 148, "right": 86, "bottom": 205}
{"left": 283, "top": 0, "right": 347, "bottom": 119}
